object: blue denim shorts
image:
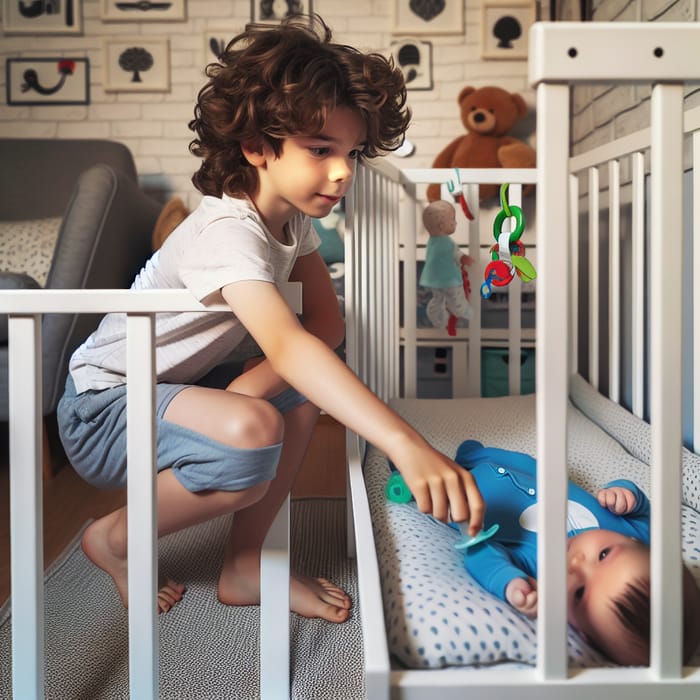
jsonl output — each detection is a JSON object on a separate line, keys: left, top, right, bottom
{"left": 57, "top": 374, "right": 307, "bottom": 492}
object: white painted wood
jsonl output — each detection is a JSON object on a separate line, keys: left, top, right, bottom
{"left": 8, "top": 315, "right": 44, "bottom": 700}
{"left": 631, "top": 151, "right": 646, "bottom": 418}
{"left": 260, "top": 495, "right": 290, "bottom": 699}
{"left": 402, "top": 183, "right": 418, "bottom": 398}
{"left": 466, "top": 182, "right": 482, "bottom": 398}
{"left": 507, "top": 184, "right": 523, "bottom": 397}
{"left": 530, "top": 22, "right": 700, "bottom": 83}
{"left": 569, "top": 174, "right": 580, "bottom": 374}
{"left": 649, "top": 82, "right": 684, "bottom": 679}
{"left": 694, "top": 132, "right": 700, "bottom": 454}
{"left": 535, "top": 80, "right": 570, "bottom": 681}
{"left": 608, "top": 159, "right": 621, "bottom": 402}
{"left": 126, "top": 313, "right": 159, "bottom": 699}
{"left": 588, "top": 166, "right": 600, "bottom": 390}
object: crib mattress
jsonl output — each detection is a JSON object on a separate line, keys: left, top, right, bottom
{"left": 364, "top": 375, "right": 700, "bottom": 669}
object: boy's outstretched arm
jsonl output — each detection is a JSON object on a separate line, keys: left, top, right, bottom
{"left": 226, "top": 251, "right": 344, "bottom": 400}
{"left": 222, "top": 278, "right": 485, "bottom": 533}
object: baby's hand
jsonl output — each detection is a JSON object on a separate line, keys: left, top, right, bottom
{"left": 505, "top": 577, "right": 538, "bottom": 618}
{"left": 597, "top": 486, "right": 636, "bottom": 514}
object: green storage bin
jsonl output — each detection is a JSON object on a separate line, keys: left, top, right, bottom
{"left": 481, "top": 348, "right": 535, "bottom": 397}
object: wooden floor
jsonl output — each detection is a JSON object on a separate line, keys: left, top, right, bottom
{"left": 0, "top": 414, "right": 346, "bottom": 606}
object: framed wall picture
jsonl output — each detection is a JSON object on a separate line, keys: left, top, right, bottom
{"left": 250, "top": 0, "right": 311, "bottom": 25}
{"left": 6, "top": 57, "right": 89, "bottom": 105}
{"left": 203, "top": 24, "right": 244, "bottom": 64}
{"left": 2, "top": 0, "right": 82, "bottom": 34}
{"left": 104, "top": 37, "right": 170, "bottom": 92}
{"left": 101, "top": 0, "right": 185, "bottom": 21}
{"left": 391, "top": 0, "right": 464, "bottom": 35}
{"left": 481, "top": 0, "right": 535, "bottom": 59}
{"left": 388, "top": 38, "right": 433, "bottom": 91}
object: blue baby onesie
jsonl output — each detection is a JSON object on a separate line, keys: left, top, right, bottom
{"left": 454, "top": 440, "right": 651, "bottom": 602}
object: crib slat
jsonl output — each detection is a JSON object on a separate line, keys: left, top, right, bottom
{"left": 569, "top": 174, "right": 580, "bottom": 374}
{"left": 126, "top": 313, "right": 159, "bottom": 698}
{"left": 608, "top": 160, "right": 621, "bottom": 402}
{"left": 260, "top": 495, "right": 290, "bottom": 699}
{"left": 9, "top": 314, "right": 44, "bottom": 700}
{"left": 649, "top": 82, "right": 684, "bottom": 678}
{"left": 588, "top": 166, "right": 600, "bottom": 391}
{"left": 466, "top": 182, "right": 481, "bottom": 397}
{"left": 535, "top": 80, "right": 570, "bottom": 681}
{"left": 507, "top": 184, "right": 524, "bottom": 397}
{"left": 693, "top": 132, "right": 700, "bottom": 453}
{"left": 402, "top": 185, "right": 418, "bottom": 398}
{"left": 631, "top": 151, "right": 646, "bottom": 417}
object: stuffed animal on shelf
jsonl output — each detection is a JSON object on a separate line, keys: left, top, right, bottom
{"left": 419, "top": 200, "right": 474, "bottom": 335}
{"left": 426, "top": 85, "right": 536, "bottom": 203}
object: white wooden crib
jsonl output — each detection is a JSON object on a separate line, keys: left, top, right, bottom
{"left": 3, "top": 19, "right": 700, "bottom": 700}
{"left": 1, "top": 287, "right": 302, "bottom": 699}
{"left": 344, "top": 21, "right": 700, "bottom": 700}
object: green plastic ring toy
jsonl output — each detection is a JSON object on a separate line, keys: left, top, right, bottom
{"left": 492, "top": 205, "right": 525, "bottom": 244}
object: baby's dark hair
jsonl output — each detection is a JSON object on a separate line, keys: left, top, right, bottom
{"left": 601, "top": 566, "right": 700, "bottom": 665}
{"left": 189, "top": 14, "right": 411, "bottom": 197}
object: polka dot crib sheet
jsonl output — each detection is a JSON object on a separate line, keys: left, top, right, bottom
{"left": 364, "top": 377, "right": 700, "bottom": 669}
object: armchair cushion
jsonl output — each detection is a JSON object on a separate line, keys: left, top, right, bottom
{"left": 0, "top": 160, "right": 160, "bottom": 419}
{"left": 0, "top": 216, "right": 62, "bottom": 287}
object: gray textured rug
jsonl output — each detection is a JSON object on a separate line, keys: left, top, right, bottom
{"left": 0, "top": 498, "right": 364, "bottom": 699}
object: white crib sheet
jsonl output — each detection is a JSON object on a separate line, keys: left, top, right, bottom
{"left": 364, "top": 375, "right": 700, "bottom": 669}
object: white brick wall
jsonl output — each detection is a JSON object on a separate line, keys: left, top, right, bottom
{"left": 571, "top": 0, "right": 698, "bottom": 156}
{"left": 0, "top": 0, "right": 534, "bottom": 212}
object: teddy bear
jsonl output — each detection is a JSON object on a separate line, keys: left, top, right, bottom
{"left": 419, "top": 200, "right": 474, "bottom": 335}
{"left": 426, "top": 85, "right": 536, "bottom": 203}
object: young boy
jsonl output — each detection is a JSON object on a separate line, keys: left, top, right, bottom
{"left": 57, "top": 15, "right": 485, "bottom": 620}
{"left": 453, "top": 440, "right": 700, "bottom": 666}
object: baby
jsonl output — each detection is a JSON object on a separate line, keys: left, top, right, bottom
{"left": 453, "top": 440, "right": 700, "bottom": 666}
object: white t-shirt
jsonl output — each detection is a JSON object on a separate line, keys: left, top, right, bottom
{"left": 69, "top": 194, "right": 321, "bottom": 393}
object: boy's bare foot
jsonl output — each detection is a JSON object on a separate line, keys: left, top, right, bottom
{"left": 217, "top": 551, "right": 351, "bottom": 623}
{"left": 81, "top": 513, "right": 185, "bottom": 613}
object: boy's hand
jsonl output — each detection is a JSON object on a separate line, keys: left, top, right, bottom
{"left": 597, "top": 486, "right": 636, "bottom": 514}
{"left": 398, "top": 446, "right": 485, "bottom": 536}
{"left": 505, "top": 577, "right": 538, "bottom": 618}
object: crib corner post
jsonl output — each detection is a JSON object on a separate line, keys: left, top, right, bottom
{"left": 8, "top": 313, "right": 45, "bottom": 700}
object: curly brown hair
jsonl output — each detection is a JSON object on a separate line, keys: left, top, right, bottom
{"left": 188, "top": 14, "right": 410, "bottom": 197}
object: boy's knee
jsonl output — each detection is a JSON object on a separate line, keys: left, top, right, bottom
{"left": 222, "top": 398, "right": 284, "bottom": 449}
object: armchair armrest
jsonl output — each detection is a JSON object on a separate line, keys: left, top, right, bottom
{"left": 0, "top": 272, "right": 41, "bottom": 344}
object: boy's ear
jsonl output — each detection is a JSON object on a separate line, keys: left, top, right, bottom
{"left": 241, "top": 140, "right": 266, "bottom": 167}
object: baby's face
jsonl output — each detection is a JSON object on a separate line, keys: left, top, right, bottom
{"left": 566, "top": 529, "right": 650, "bottom": 661}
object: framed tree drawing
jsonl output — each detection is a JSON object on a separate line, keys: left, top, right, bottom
{"left": 2, "top": 0, "right": 82, "bottom": 34}
{"left": 102, "top": 0, "right": 185, "bottom": 21}
{"left": 481, "top": 0, "right": 535, "bottom": 60}
{"left": 391, "top": 0, "right": 464, "bottom": 35}
{"left": 6, "top": 57, "right": 89, "bottom": 105}
{"left": 104, "top": 37, "right": 170, "bottom": 92}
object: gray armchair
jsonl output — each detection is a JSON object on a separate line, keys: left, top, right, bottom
{"left": 0, "top": 138, "right": 162, "bottom": 477}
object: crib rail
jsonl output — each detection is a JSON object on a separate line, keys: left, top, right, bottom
{"left": 347, "top": 159, "right": 538, "bottom": 402}
{"left": 1, "top": 285, "right": 301, "bottom": 700}
{"left": 345, "top": 19, "right": 700, "bottom": 699}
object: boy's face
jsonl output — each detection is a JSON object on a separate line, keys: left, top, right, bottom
{"left": 566, "top": 529, "right": 649, "bottom": 662}
{"left": 253, "top": 107, "right": 367, "bottom": 227}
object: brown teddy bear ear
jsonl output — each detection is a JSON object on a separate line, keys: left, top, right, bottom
{"left": 152, "top": 197, "right": 189, "bottom": 251}
{"left": 511, "top": 93, "right": 528, "bottom": 119}
{"left": 458, "top": 86, "right": 476, "bottom": 104}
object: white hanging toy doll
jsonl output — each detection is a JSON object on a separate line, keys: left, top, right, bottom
{"left": 419, "top": 200, "right": 474, "bottom": 333}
